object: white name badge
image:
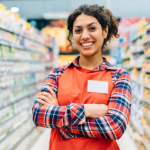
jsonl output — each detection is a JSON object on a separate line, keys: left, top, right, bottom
{"left": 87, "top": 80, "right": 108, "bottom": 94}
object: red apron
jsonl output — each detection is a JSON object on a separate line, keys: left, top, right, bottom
{"left": 49, "top": 67, "right": 120, "bottom": 150}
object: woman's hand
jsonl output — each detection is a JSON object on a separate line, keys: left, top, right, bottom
{"left": 84, "top": 104, "right": 108, "bottom": 118}
{"left": 37, "top": 86, "right": 59, "bottom": 106}
{"left": 37, "top": 86, "right": 107, "bottom": 118}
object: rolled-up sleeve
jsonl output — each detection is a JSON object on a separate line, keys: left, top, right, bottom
{"left": 68, "top": 70, "right": 132, "bottom": 140}
{"left": 32, "top": 67, "right": 86, "bottom": 129}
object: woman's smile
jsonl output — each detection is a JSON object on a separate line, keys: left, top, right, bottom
{"left": 73, "top": 14, "right": 107, "bottom": 57}
{"left": 80, "top": 41, "right": 95, "bottom": 49}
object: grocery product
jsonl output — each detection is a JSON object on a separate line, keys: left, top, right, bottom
{"left": 0, "top": 3, "right": 57, "bottom": 150}
{"left": 121, "top": 18, "right": 150, "bottom": 150}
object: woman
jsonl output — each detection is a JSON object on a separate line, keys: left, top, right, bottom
{"left": 32, "top": 4, "right": 132, "bottom": 150}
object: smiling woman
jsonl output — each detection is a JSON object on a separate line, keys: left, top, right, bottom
{"left": 73, "top": 15, "right": 106, "bottom": 55}
{"left": 72, "top": 14, "right": 108, "bottom": 69}
{"left": 32, "top": 4, "right": 132, "bottom": 150}
{"left": 67, "top": 5, "right": 119, "bottom": 51}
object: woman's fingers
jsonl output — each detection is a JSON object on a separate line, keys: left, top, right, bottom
{"left": 38, "top": 92, "right": 53, "bottom": 101}
{"left": 37, "top": 94, "right": 50, "bottom": 103}
{"left": 37, "top": 99, "right": 49, "bottom": 106}
{"left": 47, "top": 86, "right": 56, "bottom": 98}
{"left": 37, "top": 87, "right": 59, "bottom": 106}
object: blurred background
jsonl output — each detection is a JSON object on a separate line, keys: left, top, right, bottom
{"left": 0, "top": 0, "right": 150, "bottom": 150}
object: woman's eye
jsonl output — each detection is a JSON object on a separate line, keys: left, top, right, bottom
{"left": 75, "top": 29, "right": 82, "bottom": 33}
{"left": 89, "top": 27, "right": 96, "bottom": 31}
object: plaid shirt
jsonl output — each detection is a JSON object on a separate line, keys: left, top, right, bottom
{"left": 32, "top": 56, "right": 132, "bottom": 140}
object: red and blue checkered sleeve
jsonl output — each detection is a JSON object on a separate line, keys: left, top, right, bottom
{"left": 69, "top": 69, "right": 132, "bottom": 140}
{"left": 32, "top": 67, "right": 86, "bottom": 129}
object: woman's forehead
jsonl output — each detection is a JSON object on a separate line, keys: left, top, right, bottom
{"left": 73, "top": 14, "right": 99, "bottom": 27}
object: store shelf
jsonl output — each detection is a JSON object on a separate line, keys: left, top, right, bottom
{"left": 142, "top": 37, "right": 150, "bottom": 45}
{"left": 130, "top": 48, "right": 144, "bottom": 54}
{"left": 132, "top": 93, "right": 142, "bottom": 101}
{"left": 0, "top": 7, "right": 55, "bottom": 150}
{"left": 0, "top": 57, "right": 44, "bottom": 63}
{"left": 130, "top": 119, "right": 143, "bottom": 135}
{"left": 131, "top": 76, "right": 143, "bottom": 85}
{"left": 46, "top": 63, "right": 55, "bottom": 68}
{"left": 37, "top": 87, "right": 42, "bottom": 91}
{"left": 122, "top": 56, "right": 130, "bottom": 60}
{"left": 130, "top": 33, "right": 142, "bottom": 42}
{"left": 0, "top": 40, "right": 46, "bottom": 55}
{"left": 131, "top": 76, "right": 150, "bottom": 90}
{"left": 9, "top": 126, "right": 35, "bottom": 150}
{"left": 0, "top": 70, "right": 45, "bottom": 76}
{"left": 133, "top": 64, "right": 143, "bottom": 69}
{"left": 37, "top": 77, "right": 46, "bottom": 82}
{"left": 0, "top": 89, "right": 36, "bottom": 110}
{"left": 143, "top": 111, "right": 150, "bottom": 121}
{"left": 144, "top": 53, "right": 150, "bottom": 58}
{"left": 0, "top": 116, "right": 31, "bottom": 144}
{"left": 0, "top": 24, "right": 52, "bottom": 49}
{"left": 0, "top": 77, "right": 46, "bottom": 92}
{"left": 142, "top": 96, "right": 150, "bottom": 105}
{"left": 0, "top": 77, "right": 46, "bottom": 109}
{"left": 132, "top": 105, "right": 143, "bottom": 117}
{"left": 142, "top": 82, "right": 150, "bottom": 89}
{"left": 0, "top": 107, "right": 30, "bottom": 125}
{"left": 127, "top": 124, "right": 136, "bottom": 141}
{"left": 121, "top": 47, "right": 128, "bottom": 52}
{"left": 122, "top": 65, "right": 132, "bottom": 70}
{"left": 142, "top": 139, "right": 150, "bottom": 150}
{"left": 143, "top": 124, "right": 150, "bottom": 139}
{"left": 0, "top": 79, "right": 36, "bottom": 92}
{"left": 120, "top": 19, "right": 150, "bottom": 150}
{"left": 123, "top": 64, "right": 143, "bottom": 70}
{"left": 142, "top": 68, "right": 150, "bottom": 73}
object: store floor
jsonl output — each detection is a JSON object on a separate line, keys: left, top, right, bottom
{"left": 31, "top": 127, "right": 137, "bottom": 150}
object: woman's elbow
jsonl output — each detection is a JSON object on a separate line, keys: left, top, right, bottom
{"left": 112, "top": 124, "right": 126, "bottom": 140}
{"left": 114, "top": 132, "right": 123, "bottom": 140}
{"left": 32, "top": 104, "right": 40, "bottom": 126}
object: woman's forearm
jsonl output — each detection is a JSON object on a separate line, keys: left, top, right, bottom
{"left": 84, "top": 104, "right": 108, "bottom": 118}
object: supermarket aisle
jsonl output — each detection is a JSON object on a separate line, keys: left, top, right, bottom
{"left": 117, "top": 126, "right": 138, "bottom": 150}
{"left": 31, "top": 128, "right": 50, "bottom": 150}
{"left": 31, "top": 126, "right": 137, "bottom": 150}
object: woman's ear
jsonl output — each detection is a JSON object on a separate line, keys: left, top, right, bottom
{"left": 103, "top": 25, "right": 108, "bottom": 39}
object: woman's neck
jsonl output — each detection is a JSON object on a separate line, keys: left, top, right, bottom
{"left": 79, "top": 52, "right": 103, "bottom": 70}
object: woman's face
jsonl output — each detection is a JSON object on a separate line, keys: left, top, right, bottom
{"left": 73, "top": 14, "right": 108, "bottom": 57}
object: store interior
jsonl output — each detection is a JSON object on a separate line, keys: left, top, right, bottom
{"left": 0, "top": 0, "right": 150, "bottom": 150}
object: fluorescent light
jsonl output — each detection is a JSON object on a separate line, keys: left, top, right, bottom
{"left": 43, "top": 12, "right": 69, "bottom": 19}
{"left": 11, "top": 7, "right": 19, "bottom": 13}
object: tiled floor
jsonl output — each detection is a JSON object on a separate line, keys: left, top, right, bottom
{"left": 31, "top": 126, "right": 137, "bottom": 150}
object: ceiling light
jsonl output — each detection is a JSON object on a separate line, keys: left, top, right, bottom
{"left": 11, "top": 7, "right": 19, "bottom": 13}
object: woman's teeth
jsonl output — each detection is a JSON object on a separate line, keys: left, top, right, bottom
{"left": 81, "top": 42, "right": 93, "bottom": 46}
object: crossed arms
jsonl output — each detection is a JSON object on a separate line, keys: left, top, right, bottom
{"left": 32, "top": 68, "right": 132, "bottom": 140}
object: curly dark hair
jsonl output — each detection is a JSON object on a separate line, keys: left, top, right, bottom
{"left": 67, "top": 4, "right": 119, "bottom": 51}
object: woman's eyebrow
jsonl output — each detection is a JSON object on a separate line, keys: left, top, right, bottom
{"left": 87, "top": 22, "right": 97, "bottom": 26}
{"left": 75, "top": 22, "right": 97, "bottom": 28}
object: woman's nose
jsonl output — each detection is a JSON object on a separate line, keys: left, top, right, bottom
{"left": 81, "top": 30, "right": 90, "bottom": 40}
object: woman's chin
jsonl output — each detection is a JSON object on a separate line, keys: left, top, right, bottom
{"left": 81, "top": 51, "right": 96, "bottom": 57}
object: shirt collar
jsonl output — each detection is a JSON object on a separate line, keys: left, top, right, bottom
{"left": 67, "top": 55, "right": 117, "bottom": 71}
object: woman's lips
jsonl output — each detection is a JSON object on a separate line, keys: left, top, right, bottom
{"left": 80, "top": 42, "right": 94, "bottom": 49}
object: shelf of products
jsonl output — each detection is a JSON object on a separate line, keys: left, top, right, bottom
{"left": 8, "top": 126, "right": 35, "bottom": 150}
{"left": 0, "top": 3, "right": 58, "bottom": 150}
{"left": 127, "top": 123, "right": 144, "bottom": 150}
{"left": 9, "top": 126, "right": 43, "bottom": 150}
{"left": 0, "top": 40, "right": 46, "bottom": 54}
{"left": 0, "top": 24, "right": 51, "bottom": 49}
{"left": 0, "top": 4, "right": 52, "bottom": 49}
{"left": 120, "top": 18, "right": 150, "bottom": 150}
